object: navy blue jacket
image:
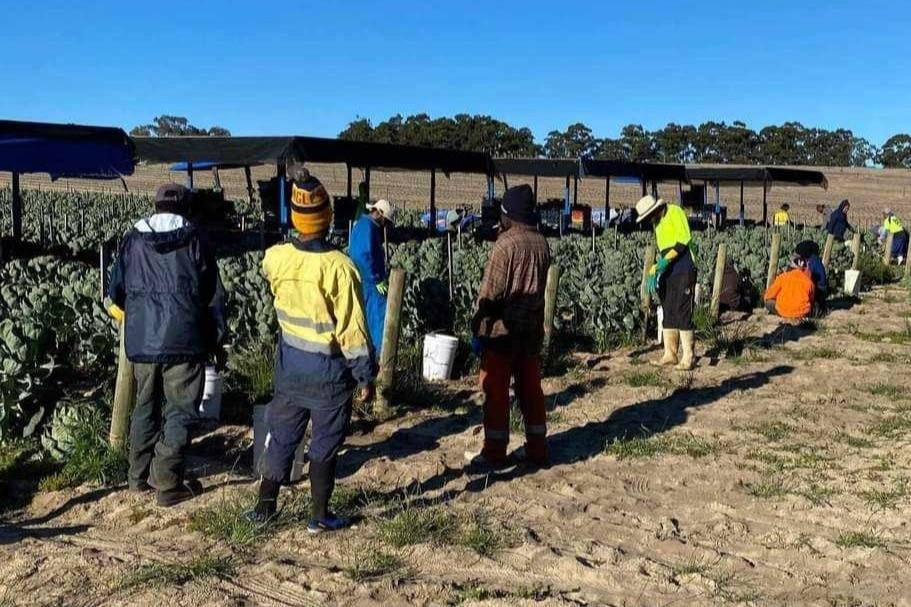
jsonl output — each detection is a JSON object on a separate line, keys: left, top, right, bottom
{"left": 826, "top": 202, "right": 852, "bottom": 241}
{"left": 109, "top": 214, "right": 227, "bottom": 364}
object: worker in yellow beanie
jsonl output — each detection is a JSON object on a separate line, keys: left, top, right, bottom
{"left": 249, "top": 170, "right": 375, "bottom": 533}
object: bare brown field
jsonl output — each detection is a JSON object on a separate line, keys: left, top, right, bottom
{"left": 2, "top": 287, "right": 911, "bottom": 606}
{"left": 3, "top": 163, "right": 911, "bottom": 231}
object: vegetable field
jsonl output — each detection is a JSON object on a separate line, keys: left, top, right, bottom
{"left": 1, "top": 187, "right": 910, "bottom": 607}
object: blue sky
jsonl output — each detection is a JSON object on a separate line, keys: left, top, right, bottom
{"left": 1, "top": 0, "right": 908, "bottom": 144}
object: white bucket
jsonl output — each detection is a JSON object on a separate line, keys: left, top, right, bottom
{"left": 199, "top": 366, "right": 222, "bottom": 420}
{"left": 422, "top": 333, "right": 460, "bottom": 381}
{"left": 844, "top": 269, "right": 861, "bottom": 297}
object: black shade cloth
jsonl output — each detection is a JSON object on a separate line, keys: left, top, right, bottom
{"left": 135, "top": 136, "right": 493, "bottom": 175}
{"left": 493, "top": 158, "right": 581, "bottom": 178}
{"left": 686, "top": 166, "right": 828, "bottom": 188}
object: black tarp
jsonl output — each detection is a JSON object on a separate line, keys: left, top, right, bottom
{"left": 134, "top": 136, "right": 493, "bottom": 175}
{"left": 0, "top": 119, "right": 135, "bottom": 179}
{"left": 685, "top": 166, "right": 828, "bottom": 188}
{"left": 493, "top": 158, "right": 581, "bottom": 178}
{"left": 581, "top": 159, "right": 688, "bottom": 183}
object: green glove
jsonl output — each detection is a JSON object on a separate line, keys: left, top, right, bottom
{"left": 647, "top": 273, "right": 659, "bottom": 296}
{"left": 376, "top": 280, "right": 389, "bottom": 296}
{"left": 655, "top": 255, "right": 671, "bottom": 275}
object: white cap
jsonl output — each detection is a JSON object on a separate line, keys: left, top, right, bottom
{"left": 367, "top": 199, "right": 397, "bottom": 224}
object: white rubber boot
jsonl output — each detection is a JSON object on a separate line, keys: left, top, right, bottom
{"left": 675, "top": 330, "right": 695, "bottom": 371}
{"left": 653, "top": 329, "right": 679, "bottom": 366}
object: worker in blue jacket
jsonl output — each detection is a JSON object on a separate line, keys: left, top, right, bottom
{"left": 349, "top": 199, "right": 397, "bottom": 357}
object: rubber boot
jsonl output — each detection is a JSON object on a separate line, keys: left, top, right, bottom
{"left": 675, "top": 331, "right": 696, "bottom": 371}
{"left": 309, "top": 457, "right": 337, "bottom": 522}
{"left": 653, "top": 329, "right": 679, "bottom": 367}
{"left": 247, "top": 477, "right": 280, "bottom": 523}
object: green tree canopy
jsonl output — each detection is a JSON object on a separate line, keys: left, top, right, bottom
{"left": 130, "top": 115, "right": 232, "bottom": 137}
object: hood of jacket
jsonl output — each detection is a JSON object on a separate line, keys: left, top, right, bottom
{"left": 133, "top": 213, "right": 196, "bottom": 254}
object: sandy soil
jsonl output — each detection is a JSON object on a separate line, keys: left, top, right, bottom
{"left": 2, "top": 287, "right": 910, "bottom": 607}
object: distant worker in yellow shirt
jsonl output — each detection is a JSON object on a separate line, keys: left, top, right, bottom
{"left": 637, "top": 196, "right": 697, "bottom": 371}
{"left": 773, "top": 203, "right": 791, "bottom": 228}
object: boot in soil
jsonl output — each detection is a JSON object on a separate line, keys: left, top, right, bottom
{"left": 653, "top": 329, "right": 680, "bottom": 367}
{"left": 245, "top": 477, "right": 280, "bottom": 523}
{"left": 675, "top": 330, "right": 696, "bottom": 371}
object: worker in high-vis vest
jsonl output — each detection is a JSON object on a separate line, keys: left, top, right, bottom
{"left": 882, "top": 209, "right": 908, "bottom": 261}
{"left": 637, "top": 196, "right": 697, "bottom": 371}
{"left": 248, "top": 170, "right": 375, "bottom": 533}
{"left": 773, "top": 203, "right": 791, "bottom": 228}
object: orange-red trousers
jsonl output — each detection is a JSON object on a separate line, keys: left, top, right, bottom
{"left": 479, "top": 350, "right": 547, "bottom": 465}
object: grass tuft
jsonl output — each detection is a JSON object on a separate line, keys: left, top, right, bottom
{"left": 39, "top": 410, "right": 127, "bottom": 491}
{"left": 606, "top": 432, "right": 716, "bottom": 459}
{"left": 340, "top": 540, "right": 404, "bottom": 581}
{"left": 745, "top": 421, "right": 793, "bottom": 442}
{"left": 120, "top": 555, "right": 234, "bottom": 589}
{"left": 868, "top": 383, "right": 909, "bottom": 399}
{"left": 835, "top": 531, "right": 884, "bottom": 549}
{"left": 624, "top": 370, "right": 666, "bottom": 388}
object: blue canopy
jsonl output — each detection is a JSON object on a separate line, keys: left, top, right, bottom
{"left": 0, "top": 120, "right": 135, "bottom": 179}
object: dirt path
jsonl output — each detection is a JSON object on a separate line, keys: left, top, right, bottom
{"left": 2, "top": 288, "right": 910, "bottom": 607}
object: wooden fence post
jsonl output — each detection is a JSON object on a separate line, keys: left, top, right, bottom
{"left": 883, "top": 231, "right": 894, "bottom": 266}
{"left": 822, "top": 234, "right": 836, "bottom": 268}
{"left": 542, "top": 265, "right": 561, "bottom": 357}
{"left": 766, "top": 232, "right": 782, "bottom": 291}
{"left": 851, "top": 232, "right": 862, "bottom": 271}
{"left": 640, "top": 245, "right": 656, "bottom": 342}
{"left": 710, "top": 243, "right": 727, "bottom": 320}
{"left": 904, "top": 248, "right": 911, "bottom": 278}
{"left": 109, "top": 325, "right": 135, "bottom": 449}
{"left": 375, "top": 268, "right": 406, "bottom": 419}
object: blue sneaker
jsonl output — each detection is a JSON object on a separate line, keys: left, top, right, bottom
{"left": 307, "top": 515, "right": 348, "bottom": 534}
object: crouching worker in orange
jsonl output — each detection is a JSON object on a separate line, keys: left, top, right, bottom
{"left": 468, "top": 184, "right": 551, "bottom": 468}
{"left": 764, "top": 257, "right": 815, "bottom": 320}
{"left": 247, "top": 171, "right": 375, "bottom": 532}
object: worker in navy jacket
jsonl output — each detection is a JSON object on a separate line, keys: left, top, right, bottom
{"left": 348, "top": 199, "right": 397, "bottom": 357}
{"left": 108, "top": 183, "right": 226, "bottom": 508}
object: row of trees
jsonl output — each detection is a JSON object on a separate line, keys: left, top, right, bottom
{"left": 130, "top": 115, "right": 231, "bottom": 138}
{"left": 339, "top": 114, "right": 911, "bottom": 169}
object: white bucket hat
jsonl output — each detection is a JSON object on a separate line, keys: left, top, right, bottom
{"left": 635, "top": 195, "right": 667, "bottom": 223}
{"left": 367, "top": 199, "right": 397, "bottom": 224}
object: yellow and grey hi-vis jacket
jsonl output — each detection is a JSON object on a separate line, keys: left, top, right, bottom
{"left": 262, "top": 238, "right": 375, "bottom": 408}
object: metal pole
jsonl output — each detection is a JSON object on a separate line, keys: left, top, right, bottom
{"left": 533, "top": 175, "right": 538, "bottom": 203}
{"left": 346, "top": 164, "right": 353, "bottom": 199}
{"left": 604, "top": 178, "right": 611, "bottom": 227}
{"left": 187, "top": 163, "right": 194, "bottom": 190}
{"left": 573, "top": 175, "right": 578, "bottom": 204}
{"left": 277, "top": 163, "right": 288, "bottom": 235}
{"left": 739, "top": 181, "right": 745, "bottom": 226}
{"left": 365, "top": 167, "right": 371, "bottom": 202}
{"left": 244, "top": 165, "right": 254, "bottom": 205}
{"left": 429, "top": 168, "right": 437, "bottom": 235}
{"left": 446, "top": 231, "right": 454, "bottom": 302}
{"left": 11, "top": 172, "right": 22, "bottom": 242}
{"left": 564, "top": 176, "right": 570, "bottom": 234}
{"left": 762, "top": 181, "right": 768, "bottom": 227}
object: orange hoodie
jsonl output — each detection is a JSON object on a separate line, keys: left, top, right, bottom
{"left": 764, "top": 268, "right": 815, "bottom": 319}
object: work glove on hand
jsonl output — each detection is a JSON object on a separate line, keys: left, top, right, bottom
{"left": 655, "top": 256, "right": 671, "bottom": 275}
{"left": 470, "top": 336, "right": 485, "bottom": 358}
{"left": 647, "top": 273, "right": 659, "bottom": 297}
{"left": 376, "top": 280, "right": 389, "bottom": 296}
{"left": 107, "top": 304, "right": 125, "bottom": 324}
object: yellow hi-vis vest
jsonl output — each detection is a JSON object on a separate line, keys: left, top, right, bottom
{"left": 884, "top": 215, "right": 903, "bottom": 234}
{"left": 773, "top": 210, "right": 790, "bottom": 227}
{"left": 655, "top": 204, "right": 693, "bottom": 257}
{"left": 262, "top": 241, "right": 371, "bottom": 361}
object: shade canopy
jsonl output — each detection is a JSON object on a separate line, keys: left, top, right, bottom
{"left": 0, "top": 119, "right": 135, "bottom": 179}
{"left": 169, "top": 161, "right": 261, "bottom": 172}
{"left": 493, "top": 158, "right": 581, "bottom": 178}
{"left": 581, "top": 159, "right": 689, "bottom": 183}
{"left": 686, "top": 166, "right": 828, "bottom": 188}
{"left": 136, "top": 136, "right": 493, "bottom": 175}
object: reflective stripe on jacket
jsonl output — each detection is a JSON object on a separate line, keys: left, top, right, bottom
{"left": 262, "top": 239, "right": 375, "bottom": 408}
